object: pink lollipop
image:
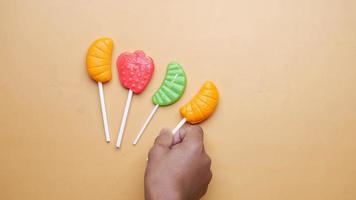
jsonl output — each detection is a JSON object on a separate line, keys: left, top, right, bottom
{"left": 116, "top": 50, "right": 154, "bottom": 148}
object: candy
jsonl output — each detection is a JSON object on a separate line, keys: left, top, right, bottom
{"left": 116, "top": 50, "right": 155, "bottom": 148}
{"left": 86, "top": 37, "right": 113, "bottom": 83}
{"left": 86, "top": 37, "right": 114, "bottom": 142}
{"left": 133, "top": 62, "right": 187, "bottom": 145}
{"left": 180, "top": 81, "right": 219, "bottom": 123}
{"left": 152, "top": 61, "right": 187, "bottom": 106}
{"left": 117, "top": 50, "right": 154, "bottom": 94}
{"left": 172, "top": 81, "right": 219, "bottom": 134}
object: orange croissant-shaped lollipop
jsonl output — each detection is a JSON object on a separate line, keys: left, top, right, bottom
{"left": 86, "top": 37, "right": 114, "bottom": 142}
{"left": 172, "top": 81, "right": 219, "bottom": 134}
{"left": 86, "top": 37, "right": 113, "bottom": 83}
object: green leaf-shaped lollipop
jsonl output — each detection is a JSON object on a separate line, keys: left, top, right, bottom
{"left": 152, "top": 62, "right": 187, "bottom": 106}
{"left": 133, "top": 61, "right": 187, "bottom": 145}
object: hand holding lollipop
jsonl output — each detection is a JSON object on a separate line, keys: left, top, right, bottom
{"left": 133, "top": 61, "right": 187, "bottom": 145}
{"left": 172, "top": 81, "right": 219, "bottom": 134}
{"left": 116, "top": 50, "right": 154, "bottom": 148}
{"left": 86, "top": 37, "right": 114, "bottom": 142}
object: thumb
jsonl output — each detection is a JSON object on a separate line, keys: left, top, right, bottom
{"left": 181, "top": 125, "right": 204, "bottom": 146}
{"left": 154, "top": 128, "right": 174, "bottom": 149}
{"left": 148, "top": 129, "right": 173, "bottom": 160}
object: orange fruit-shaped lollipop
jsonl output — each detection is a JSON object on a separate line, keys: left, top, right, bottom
{"left": 172, "top": 81, "right": 219, "bottom": 134}
{"left": 86, "top": 37, "right": 113, "bottom": 83}
{"left": 86, "top": 37, "right": 114, "bottom": 142}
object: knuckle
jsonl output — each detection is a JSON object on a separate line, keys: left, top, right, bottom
{"left": 206, "top": 155, "right": 212, "bottom": 166}
{"left": 154, "top": 138, "right": 163, "bottom": 146}
{"left": 154, "top": 132, "right": 171, "bottom": 147}
{"left": 154, "top": 136, "right": 161, "bottom": 144}
{"left": 190, "top": 141, "right": 204, "bottom": 151}
{"left": 203, "top": 153, "right": 212, "bottom": 166}
{"left": 191, "top": 125, "right": 203, "bottom": 134}
{"left": 148, "top": 147, "right": 160, "bottom": 158}
{"left": 155, "top": 140, "right": 168, "bottom": 148}
{"left": 208, "top": 170, "right": 213, "bottom": 182}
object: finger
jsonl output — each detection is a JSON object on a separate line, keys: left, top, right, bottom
{"left": 172, "top": 127, "right": 187, "bottom": 145}
{"left": 154, "top": 128, "right": 174, "bottom": 149}
{"left": 148, "top": 129, "right": 173, "bottom": 160}
{"left": 182, "top": 125, "right": 204, "bottom": 145}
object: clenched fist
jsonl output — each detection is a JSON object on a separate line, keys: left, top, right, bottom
{"left": 144, "top": 126, "right": 212, "bottom": 200}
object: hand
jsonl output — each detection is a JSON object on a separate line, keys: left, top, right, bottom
{"left": 144, "top": 125, "right": 212, "bottom": 200}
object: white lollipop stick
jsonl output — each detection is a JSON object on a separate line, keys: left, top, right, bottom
{"left": 133, "top": 104, "right": 160, "bottom": 145}
{"left": 172, "top": 118, "right": 187, "bottom": 134}
{"left": 98, "top": 82, "right": 111, "bottom": 142}
{"left": 116, "top": 89, "right": 134, "bottom": 148}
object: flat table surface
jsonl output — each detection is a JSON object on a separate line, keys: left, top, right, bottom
{"left": 1, "top": 0, "right": 356, "bottom": 199}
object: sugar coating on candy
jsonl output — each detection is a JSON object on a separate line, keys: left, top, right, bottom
{"left": 152, "top": 61, "right": 187, "bottom": 106}
{"left": 86, "top": 37, "right": 113, "bottom": 83}
{"left": 117, "top": 50, "right": 154, "bottom": 94}
{"left": 180, "top": 81, "right": 219, "bottom": 124}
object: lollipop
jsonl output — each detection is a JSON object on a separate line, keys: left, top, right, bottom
{"left": 172, "top": 81, "right": 219, "bottom": 134}
{"left": 116, "top": 50, "right": 154, "bottom": 148}
{"left": 86, "top": 37, "right": 113, "bottom": 142}
{"left": 133, "top": 61, "right": 187, "bottom": 145}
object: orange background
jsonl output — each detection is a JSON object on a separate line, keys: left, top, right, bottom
{"left": 1, "top": 0, "right": 356, "bottom": 199}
